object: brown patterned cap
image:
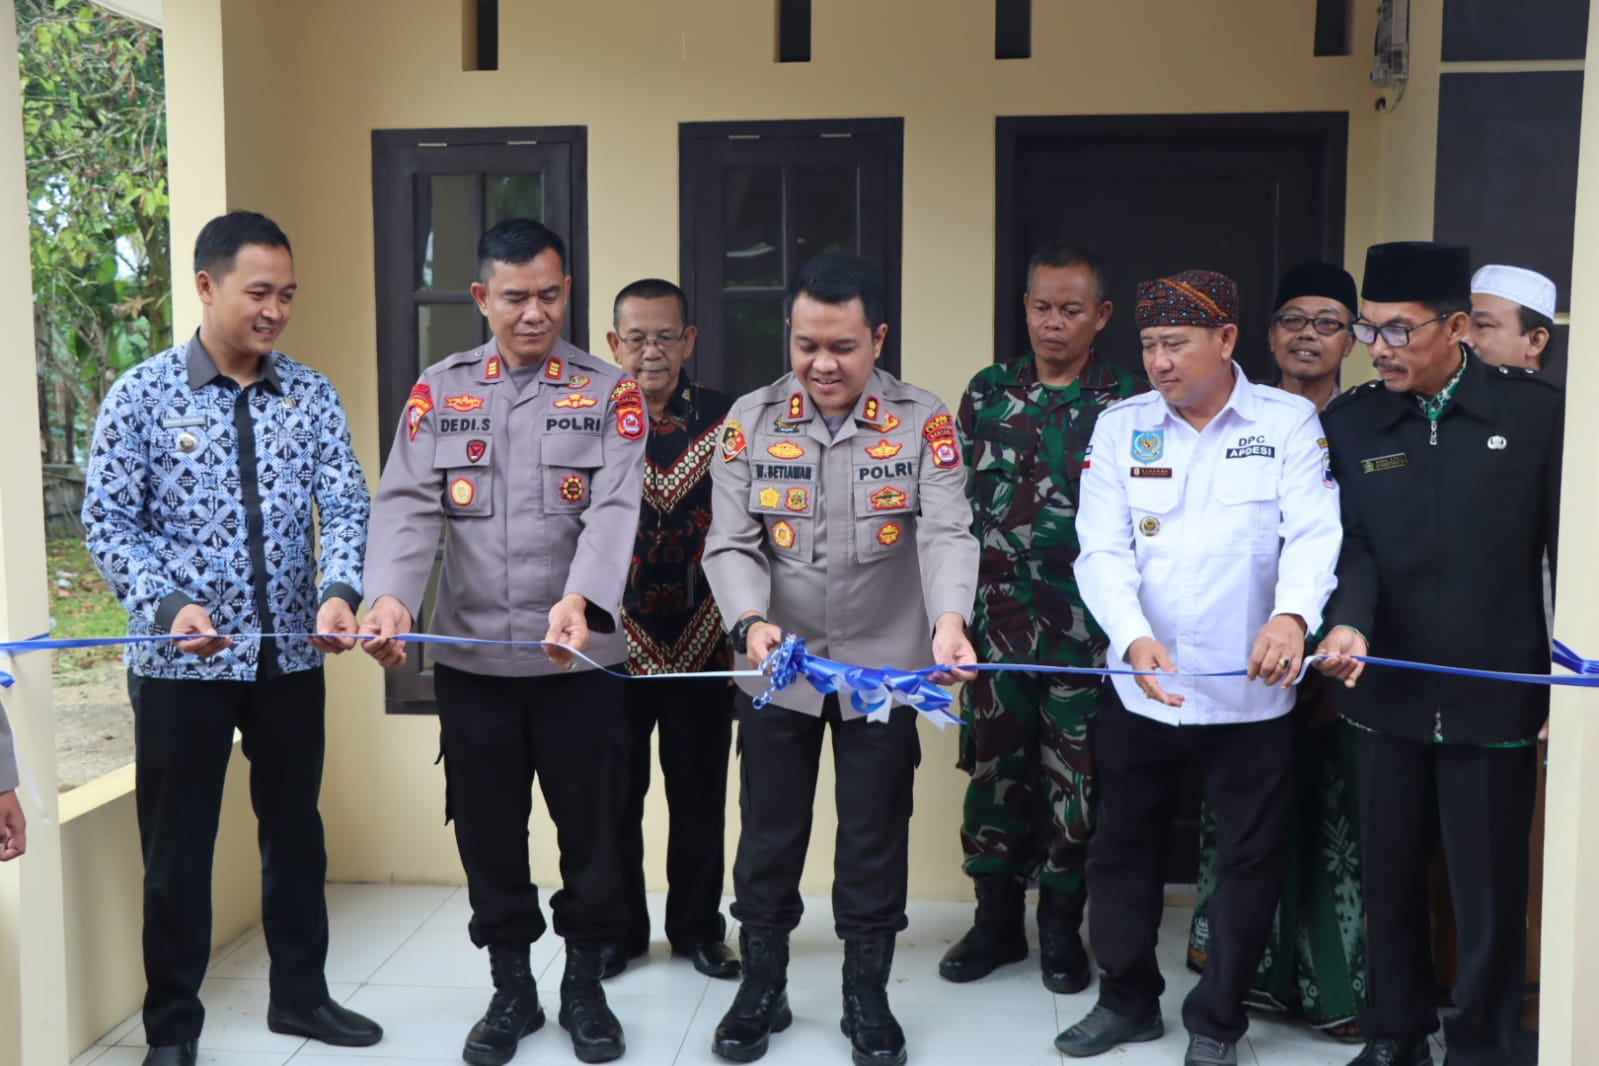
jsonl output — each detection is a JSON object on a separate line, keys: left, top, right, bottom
{"left": 1134, "top": 270, "right": 1239, "bottom": 330}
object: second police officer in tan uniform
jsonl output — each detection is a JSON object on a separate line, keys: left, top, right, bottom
{"left": 703, "top": 254, "right": 979, "bottom": 1066}
{"left": 361, "top": 220, "right": 646, "bottom": 1066}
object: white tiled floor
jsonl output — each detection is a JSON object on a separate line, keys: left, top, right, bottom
{"left": 69, "top": 885, "right": 1413, "bottom": 1066}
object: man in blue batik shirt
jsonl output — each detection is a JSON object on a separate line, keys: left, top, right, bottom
{"left": 83, "top": 211, "right": 381, "bottom": 1066}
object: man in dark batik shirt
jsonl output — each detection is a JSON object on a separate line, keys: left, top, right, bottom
{"left": 603, "top": 279, "right": 741, "bottom": 980}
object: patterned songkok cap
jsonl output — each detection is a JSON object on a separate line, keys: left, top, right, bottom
{"left": 1134, "top": 270, "right": 1240, "bottom": 330}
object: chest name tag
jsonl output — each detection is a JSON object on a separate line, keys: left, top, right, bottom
{"left": 160, "top": 415, "right": 207, "bottom": 429}
{"left": 1361, "top": 452, "right": 1408, "bottom": 474}
{"left": 1130, "top": 467, "right": 1173, "bottom": 478}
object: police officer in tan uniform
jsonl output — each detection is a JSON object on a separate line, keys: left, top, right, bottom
{"left": 703, "top": 253, "right": 979, "bottom": 1066}
{"left": 361, "top": 219, "right": 646, "bottom": 1066}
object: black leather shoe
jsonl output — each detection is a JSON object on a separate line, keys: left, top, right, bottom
{"left": 1346, "top": 1038, "right": 1433, "bottom": 1066}
{"left": 141, "top": 1043, "right": 197, "bottom": 1066}
{"left": 840, "top": 936, "right": 906, "bottom": 1066}
{"left": 1054, "top": 1004, "right": 1164, "bottom": 1057}
{"left": 266, "top": 999, "right": 383, "bottom": 1047}
{"left": 938, "top": 874, "right": 1028, "bottom": 983}
{"left": 1185, "top": 1034, "right": 1238, "bottom": 1066}
{"left": 676, "top": 938, "right": 742, "bottom": 979}
{"left": 600, "top": 935, "right": 650, "bottom": 979}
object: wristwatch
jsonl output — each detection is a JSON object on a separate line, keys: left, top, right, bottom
{"left": 730, "top": 614, "right": 767, "bottom": 654}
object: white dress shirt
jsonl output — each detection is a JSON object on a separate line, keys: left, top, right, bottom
{"left": 1074, "top": 365, "right": 1341, "bottom": 725}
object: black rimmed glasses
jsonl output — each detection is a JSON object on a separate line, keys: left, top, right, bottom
{"left": 1271, "top": 313, "right": 1349, "bottom": 337}
{"left": 1351, "top": 314, "right": 1450, "bottom": 348}
{"left": 618, "top": 332, "right": 685, "bottom": 355}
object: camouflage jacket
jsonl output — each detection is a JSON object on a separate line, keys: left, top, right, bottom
{"left": 957, "top": 353, "right": 1147, "bottom": 664}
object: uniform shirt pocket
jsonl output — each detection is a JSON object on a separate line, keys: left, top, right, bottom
{"left": 541, "top": 432, "right": 603, "bottom": 515}
{"left": 1212, "top": 471, "right": 1279, "bottom": 552}
{"left": 852, "top": 479, "right": 919, "bottom": 563}
{"left": 435, "top": 436, "right": 495, "bottom": 517}
{"left": 748, "top": 482, "right": 815, "bottom": 562}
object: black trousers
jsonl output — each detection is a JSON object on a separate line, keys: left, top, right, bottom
{"left": 1355, "top": 728, "right": 1537, "bottom": 1065}
{"left": 730, "top": 694, "right": 920, "bottom": 940}
{"left": 618, "top": 676, "right": 735, "bottom": 949}
{"left": 134, "top": 669, "right": 331, "bottom": 1045}
{"left": 1086, "top": 691, "right": 1293, "bottom": 1043}
{"left": 435, "top": 664, "right": 628, "bottom": 948}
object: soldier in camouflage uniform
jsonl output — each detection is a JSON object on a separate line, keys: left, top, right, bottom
{"left": 941, "top": 245, "right": 1146, "bottom": 993}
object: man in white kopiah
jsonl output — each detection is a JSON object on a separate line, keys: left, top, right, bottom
{"left": 1469, "top": 264, "right": 1557, "bottom": 372}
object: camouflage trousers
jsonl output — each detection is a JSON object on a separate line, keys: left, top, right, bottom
{"left": 956, "top": 669, "right": 1103, "bottom": 899}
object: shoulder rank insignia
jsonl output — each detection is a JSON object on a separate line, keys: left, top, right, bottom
{"left": 543, "top": 355, "right": 564, "bottom": 380}
{"left": 484, "top": 356, "right": 501, "bottom": 380}
{"left": 862, "top": 396, "right": 881, "bottom": 423}
{"left": 787, "top": 392, "right": 806, "bottom": 420}
{"left": 406, "top": 383, "right": 434, "bottom": 441}
{"left": 766, "top": 440, "right": 805, "bottom": 460}
{"left": 720, "top": 420, "right": 747, "bottom": 462}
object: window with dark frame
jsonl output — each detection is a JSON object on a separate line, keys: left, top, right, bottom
{"left": 678, "top": 119, "right": 904, "bottom": 399}
{"left": 370, "top": 126, "right": 588, "bottom": 713}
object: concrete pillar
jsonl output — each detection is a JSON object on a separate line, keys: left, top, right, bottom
{"left": 0, "top": 6, "right": 70, "bottom": 1065}
{"left": 1538, "top": 6, "right": 1599, "bottom": 1057}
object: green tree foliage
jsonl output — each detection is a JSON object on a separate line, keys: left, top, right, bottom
{"left": 18, "top": 0, "right": 168, "bottom": 464}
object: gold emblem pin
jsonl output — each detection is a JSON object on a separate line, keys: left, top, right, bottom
{"left": 1138, "top": 515, "right": 1161, "bottom": 537}
{"left": 177, "top": 432, "right": 198, "bottom": 454}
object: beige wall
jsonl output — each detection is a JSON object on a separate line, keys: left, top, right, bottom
{"left": 59, "top": 756, "right": 263, "bottom": 1053}
{"left": 166, "top": 0, "right": 1419, "bottom": 902}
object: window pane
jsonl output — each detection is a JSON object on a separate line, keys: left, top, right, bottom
{"left": 794, "top": 165, "right": 859, "bottom": 258}
{"left": 724, "top": 297, "right": 787, "bottom": 399}
{"left": 488, "top": 172, "right": 544, "bottom": 226}
{"left": 419, "top": 173, "right": 477, "bottom": 291}
{"left": 724, "top": 166, "right": 783, "bottom": 288}
{"left": 418, "top": 303, "right": 482, "bottom": 373}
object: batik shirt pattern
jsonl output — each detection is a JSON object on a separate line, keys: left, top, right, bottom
{"left": 83, "top": 341, "right": 369, "bottom": 680}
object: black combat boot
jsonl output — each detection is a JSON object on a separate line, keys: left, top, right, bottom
{"left": 840, "top": 936, "right": 907, "bottom": 1066}
{"left": 558, "top": 944, "right": 626, "bottom": 1063}
{"left": 937, "top": 874, "right": 1028, "bottom": 982}
{"left": 1037, "top": 884, "right": 1093, "bottom": 994}
{"left": 462, "top": 943, "right": 545, "bottom": 1066}
{"left": 712, "top": 927, "right": 793, "bottom": 1062}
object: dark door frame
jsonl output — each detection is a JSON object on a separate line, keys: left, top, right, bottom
{"left": 371, "top": 125, "right": 589, "bottom": 469}
{"left": 678, "top": 117, "right": 905, "bottom": 390}
{"left": 993, "top": 112, "right": 1349, "bottom": 362}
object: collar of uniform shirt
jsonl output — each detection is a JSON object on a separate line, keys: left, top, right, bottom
{"left": 184, "top": 331, "right": 284, "bottom": 393}
{"left": 1011, "top": 350, "right": 1120, "bottom": 397}
{"left": 1414, "top": 346, "right": 1469, "bottom": 423}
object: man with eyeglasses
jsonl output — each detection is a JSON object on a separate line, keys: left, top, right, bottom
{"left": 1315, "top": 242, "right": 1559, "bottom": 1066}
{"left": 601, "top": 279, "right": 741, "bottom": 982}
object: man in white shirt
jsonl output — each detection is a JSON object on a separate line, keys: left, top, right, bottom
{"left": 1055, "top": 270, "right": 1341, "bottom": 1066}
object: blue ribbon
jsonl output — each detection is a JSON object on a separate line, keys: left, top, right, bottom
{"left": 4, "top": 631, "right": 1599, "bottom": 730}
